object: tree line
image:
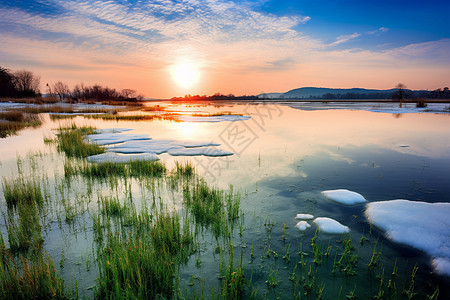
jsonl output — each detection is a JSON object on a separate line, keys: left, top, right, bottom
{"left": 171, "top": 93, "right": 259, "bottom": 101}
{"left": 0, "top": 66, "right": 143, "bottom": 101}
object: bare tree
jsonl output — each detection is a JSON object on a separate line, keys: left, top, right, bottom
{"left": 393, "top": 83, "right": 406, "bottom": 107}
{"left": 52, "top": 81, "right": 70, "bottom": 101}
{"left": 120, "top": 88, "right": 137, "bottom": 99}
{"left": 13, "top": 70, "right": 41, "bottom": 97}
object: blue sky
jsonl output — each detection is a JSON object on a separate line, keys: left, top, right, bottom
{"left": 0, "top": 0, "right": 449, "bottom": 97}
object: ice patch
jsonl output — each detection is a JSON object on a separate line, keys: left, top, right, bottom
{"left": 87, "top": 152, "right": 158, "bottom": 163}
{"left": 313, "top": 217, "right": 350, "bottom": 234}
{"left": 432, "top": 258, "right": 450, "bottom": 276}
{"left": 295, "top": 214, "right": 314, "bottom": 220}
{"left": 108, "top": 140, "right": 225, "bottom": 155}
{"left": 322, "top": 189, "right": 366, "bottom": 205}
{"left": 168, "top": 148, "right": 233, "bottom": 157}
{"left": 86, "top": 133, "right": 151, "bottom": 145}
{"left": 108, "top": 140, "right": 182, "bottom": 154}
{"left": 178, "top": 115, "right": 250, "bottom": 122}
{"left": 95, "top": 128, "right": 132, "bottom": 134}
{"left": 86, "top": 128, "right": 233, "bottom": 158}
{"left": 366, "top": 200, "right": 450, "bottom": 276}
{"left": 295, "top": 221, "right": 311, "bottom": 231}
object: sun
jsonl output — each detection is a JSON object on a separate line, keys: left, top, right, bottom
{"left": 171, "top": 61, "right": 199, "bottom": 88}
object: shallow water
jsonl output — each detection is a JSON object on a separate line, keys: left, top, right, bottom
{"left": 1, "top": 101, "right": 449, "bottom": 298}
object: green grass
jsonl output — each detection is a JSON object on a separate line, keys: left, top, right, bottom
{"left": 0, "top": 252, "right": 69, "bottom": 299}
{"left": 129, "top": 160, "right": 166, "bottom": 177}
{"left": 174, "top": 160, "right": 194, "bottom": 177}
{"left": 2, "top": 177, "right": 43, "bottom": 207}
{"left": 54, "top": 125, "right": 105, "bottom": 158}
{"left": 96, "top": 211, "right": 194, "bottom": 299}
{"left": 81, "top": 162, "right": 127, "bottom": 178}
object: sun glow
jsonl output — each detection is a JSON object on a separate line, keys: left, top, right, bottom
{"left": 171, "top": 61, "right": 199, "bottom": 88}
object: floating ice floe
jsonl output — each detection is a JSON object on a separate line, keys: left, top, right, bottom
{"left": 95, "top": 128, "right": 132, "bottom": 134}
{"left": 108, "top": 140, "right": 183, "bottom": 154}
{"left": 295, "top": 221, "right": 311, "bottom": 231}
{"left": 313, "top": 217, "right": 350, "bottom": 234}
{"left": 168, "top": 148, "right": 233, "bottom": 157}
{"left": 295, "top": 213, "right": 314, "bottom": 220}
{"left": 322, "top": 189, "right": 366, "bottom": 205}
{"left": 86, "top": 128, "right": 233, "bottom": 158}
{"left": 86, "top": 132, "right": 151, "bottom": 145}
{"left": 365, "top": 199, "right": 450, "bottom": 276}
{"left": 87, "top": 152, "right": 158, "bottom": 163}
{"left": 178, "top": 115, "right": 251, "bottom": 122}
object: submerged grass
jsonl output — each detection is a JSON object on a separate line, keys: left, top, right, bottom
{"left": 96, "top": 211, "right": 194, "bottom": 299}
{"left": 2, "top": 177, "right": 43, "bottom": 207}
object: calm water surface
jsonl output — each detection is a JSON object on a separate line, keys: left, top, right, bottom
{"left": 1, "top": 101, "right": 449, "bottom": 298}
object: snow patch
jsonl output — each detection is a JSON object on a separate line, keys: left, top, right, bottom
{"left": 295, "top": 214, "right": 314, "bottom": 220}
{"left": 108, "top": 140, "right": 183, "bottom": 154}
{"left": 86, "top": 133, "right": 151, "bottom": 145}
{"left": 366, "top": 200, "right": 450, "bottom": 276}
{"left": 295, "top": 221, "right": 311, "bottom": 231}
{"left": 168, "top": 148, "right": 233, "bottom": 157}
{"left": 313, "top": 217, "right": 350, "bottom": 234}
{"left": 322, "top": 189, "right": 366, "bottom": 205}
{"left": 87, "top": 152, "right": 158, "bottom": 163}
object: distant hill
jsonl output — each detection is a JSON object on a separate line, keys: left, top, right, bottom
{"left": 280, "top": 87, "right": 401, "bottom": 99}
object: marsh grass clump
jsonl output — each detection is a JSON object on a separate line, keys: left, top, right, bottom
{"left": 129, "top": 160, "right": 166, "bottom": 177}
{"left": 100, "top": 196, "right": 123, "bottom": 217}
{"left": 96, "top": 211, "right": 194, "bottom": 299}
{"left": 333, "top": 238, "right": 358, "bottom": 276}
{"left": 81, "top": 162, "right": 127, "bottom": 178}
{"left": 5, "top": 197, "right": 43, "bottom": 252}
{"left": 2, "top": 177, "right": 43, "bottom": 207}
{"left": 0, "top": 112, "right": 41, "bottom": 138}
{"left": 416, "top": 98, "right": 428, "bottom": 108}
{"left": 54, "top": 125, "right": 104, "bottom": 158}
{"left": 0, "top": 252, "right": 69, "bottom": 300}
{"left": 220, "top": 245, "right": 246, "bottom": 298}
{"left": 174, "top": 160, "right": 194, "bottom": 177}
{"left": 183, "top": 179, "right": 240, "bottom": 237}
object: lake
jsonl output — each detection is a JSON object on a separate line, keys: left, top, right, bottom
{"left": 0, "top": 100, "right": 449, "bottom": 299}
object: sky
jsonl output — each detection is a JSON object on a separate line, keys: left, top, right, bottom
{"left": 0, "top": 0, "right": 449, "bottom": 98}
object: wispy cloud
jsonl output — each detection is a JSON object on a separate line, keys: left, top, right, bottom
{"left": 368, "top": 27, "right": 389, "bottom": 35}
{"left": 0, "top": 1, "right": 448, "bottom": 96}
{"left": 329, "top": 32, "right": 361, "bottom": 46}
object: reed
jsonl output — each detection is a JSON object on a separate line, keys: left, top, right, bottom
{"left": 0, "top": 252, "right": 69, "bottom": 299}
{"left": 129, "top": 160, "right": 166, "bottom": 177}
{"left": 54, "top": 126, "right": 104, "bottom": 158}
{"left": 81, "top": 162, "right": 127, "bottom": 178}
{"left": 0, "top": 112, "right": 41, "bottom": 138}
{"left": 2, "top": 177, "right": 43, "bottom": 207}
{"left": 174, "top": 160, "right": 194, "bottom": 177}
{"left": 96, "top": 211, "right": 194, "bottom": 299}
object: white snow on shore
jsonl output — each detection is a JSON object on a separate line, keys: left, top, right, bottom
{"left": 365, "top": 200, "right": 450, "bottom": 276}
